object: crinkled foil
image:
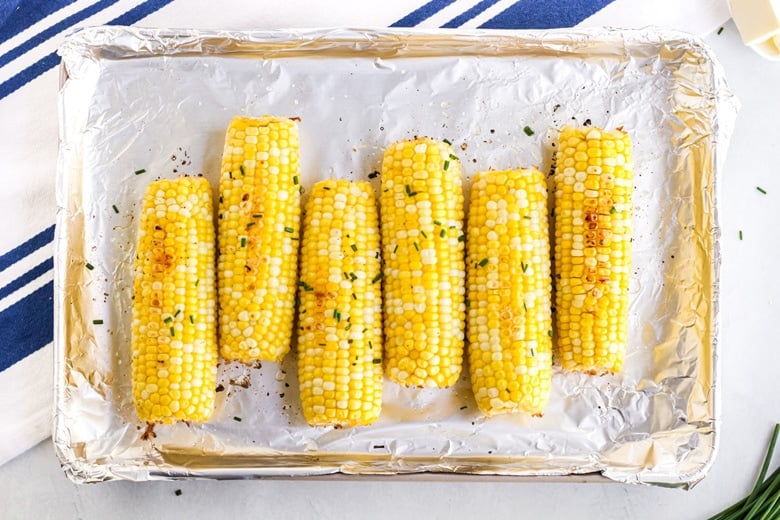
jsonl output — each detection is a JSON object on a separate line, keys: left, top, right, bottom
{"left": 54, "top": 27, "right": 737, "bottom": 486}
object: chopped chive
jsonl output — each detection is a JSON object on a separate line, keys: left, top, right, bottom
{"left": 284, "top": 227, "right": 294, "bottom": 233}
{"left": 523, "top": 126, "right": 535, "bottom": 136}
{"left": 349, "top": 272, "right": 357, "bottom": 281}
{"left": 240, "top": 237, "right": 247, "bottom": 247}
{"left": 351, "top": 244, "right": 358, "bottom": 252}
{"left": 174, "top": 310, "right": 181, "bottom": 318}
{"left": 405, "top": 184, "right": 417, "bottom": 197}
{"left": 523, "top": 302, "right": 527, "bottom": 312}
{"left": 434, "top": 220, "right": 442, "bottom": 226}
{"left": 717, "top": 26, "right": 724, "bottom": 35}
{"left": 252, "top": 213, "right": 263, "bottom": 218}
{"left": 334, "top": 309, "right": 341, "bottom": 322}
{"left": 371, "top": 273, "right": 383, "bottom": 284}
{"left": 757, "top": 186, "right": 767, "bottom": 194}
{"left": 413, "top": 242, "right": 419, "bottom": 251}
{"left": 295, "top": 296, "right": 301, "bottom": 306}
{"left": 530, "top": 348, "right": 536, "bottom": 357}
{"left": 246, "top": 222, "right": 255, "bottom": 229}
{"left": 521, "top": 262, "right": 528, "bottom": 273}
{"left": 442, "top": 138, "right": 452, "bottom": 145}
{"left": 460, "top": 405, "right": 468, "bottom": 410}
{"left": 175, "top": 489, "right": 182, "bottom": 497}
{"left": 523, "top": 215, "right": 531, "bottom": 220}
{"left": 368, "top": 171, "right": 380, "bottom": 179}
{"left": 610, "top": 206, "right": 617, "bottom": 214}
{"left": 112, "top": 204, "right": 119, "bottom": 214}
{"left": 393, "top": 244, "right": 398, "bottom": 254}
{"left": 134, "top": 168, "right": 146, "bottom": 175}
{"left": 195, "top": 279, "right": 200, "bottom": 286}
{"left": 298, "top": 281, "right": 314, "bottom": 291}
{"left": 85, "top": 262, "right": 94, "bottom": 270}
{"left": 239, "top": 165, "right": 245, "bottom": 176}
{"left": 465, "top": 299, "right": 470, "bottom": 308}
{"left": 421, "top": 230, "right": 428, "bottom": 238}
{"left": 739, "top": 230, "right": 743, "bottom": 240}
{"left": 345, "top": 323, "right": 352, "bottom": 331}
{"left": 228, "top": 172, "right": 233, "bottom": 179}
{"left": 164, "top": 316, "right": 173, "bottom": 324}
{"left": 92, "top": 319, "right": 103, "bottom": 325}
{"left": 547, "top": 330, "right": 553, "bottom": 337}
{"left": 440, "top": 229, "right": 446, "bottom": 238}
{"left": 458, "top": 234, "right": 465, "bottom": 243}
{"left": 368, "top": 341, "right": 373, "bottom": 349}
{"left": 478, "top": 258, "right": 489, "bottom": 267}
{"left": 443, "top": 160, "right": 450, "bottom": 171}
{"left": 293, "top": 175, "right": 299, "bottom": 185}
{"left": 190, "top": 315, "right": 194, "bottom": 324}
{"left": 233, "top": 416, "right": 242, "bottom": 422}
{"left": 299, "top": 186, "right": 304, "bottom": 194}
{"left": 372, "top": 358, "right": 381, "bottom": 364}
{"left": 344, "top": 272, "right": 350, "bottom": 280}
{"left": 449, "top": 153, "right": 458, "bottom": 161}
{"left": 352, "top": 293, "right": 357, "bottom": 300}
{"left": 170, "top": 327, "right": 175, "bottom": 337}
{"left": 323, "top": 186, "right": 330, "bottom": 190}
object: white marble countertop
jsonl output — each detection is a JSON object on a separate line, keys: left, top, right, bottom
{"left": 3, "top": 19, "right": 779, "bottom": 520}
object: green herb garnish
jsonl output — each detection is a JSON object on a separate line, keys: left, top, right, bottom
{"left": 284, "top": 227, "right": 294, "bottom": 233}
{"left": 351, "top": 244, "right": 358, "bottom": 252}
{"left": 134, "top": 168, "right": 146, "bottom": 175}
{"left": 371, "top": 273, "right": 383, "bottom": 284}
{"left": 239, "top": 165, "right": 245, "bottom": 176}
{"left": 112, "top": 205, "right": 119, "bottom": 214}
{"left": 523, "top": 126, "right": 534, "bottom": 136}
{"left": 372, "top": 358, "right": 381, "bottom": 364}
{"left": 92, "top": 319, "right": 103, "bottom": 325}
{"left": 443, "top": 160, "right": 450, "bottom": 171}
{"left": 478, "top": 258, "right": 488, "bottom": 267}
{"left": 85, "top": 263, "right": 94, "bottom": 270}
{"left": 757, "top": 186, "right": 768, "bottom": 195}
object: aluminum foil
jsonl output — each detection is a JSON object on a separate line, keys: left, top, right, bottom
{"left": 54, "top": 26, "right": 737, "bottom": 486}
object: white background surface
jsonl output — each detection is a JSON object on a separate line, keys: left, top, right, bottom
{"left": 2, "top": 19, "right": 779, "bottom": 520}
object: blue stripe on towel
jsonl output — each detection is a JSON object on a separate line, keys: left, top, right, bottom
{"left": 391, "top": 0, "right": 458, "bottom": 27}
{"left": 0, "top": 280, "right": 53, "bottom": 372}
{"left": 479, "top": 0, "right": 615, "bottom": 29}
{"left": 0, "top": 0, "right": 76, "bottom": 44}
{"left": 0, "top": 0, "right": 176, "bottom": 101}
{"left": 0, "top": 0, "right": 120, "bottom": 70}
{"left": 0, "top": 257, "right": 53, "bottom": 301}
{"left": 0, "top": 225, "right": 54, "bottom": 273}
{"left": 441, "top": 0, "right": 502, "bottom": 28}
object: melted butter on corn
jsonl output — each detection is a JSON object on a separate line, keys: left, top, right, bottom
{"left": 554, "top": 127, "right": 634, "bottom": 374}
{"left": 131, "top": 176, "right": 218, "bottom": 424}
{"left": 467, "top": 168, "right": 553, "bottom": 416}
{"left": 217, "top": 116, "right": 301, "bottom": 364}
{"left": 297, "top": 180, "right": 383, "bottom": 427}
{"left": 380, "top": 137, "right": 466, "bottom": 388}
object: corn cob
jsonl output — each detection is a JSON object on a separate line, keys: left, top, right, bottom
{"left": 297, "top": 180, "right": 383, "bottom": 427}
{"left": 554, "top": 126, "right": 633, "bottom": 374}
{"left": 217, "top": 116, "right": 301, "bottom": 364}
{"left": 131, "top": 176, "right": 218, "bottom": 424}
{"left": 467, "top": 169, "right": 553, "bottom": 416}
{"left": 380, "top": 137, "right": 466, "bottom": 388}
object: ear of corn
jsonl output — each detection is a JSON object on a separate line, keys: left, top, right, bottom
{"left": 379, "top": 137, "right": 466, "bottom": 388}
{"left": 217, "top": 116, "right": 301, "bottom": 364}
{"left": 297, "top": 180, "right": 383, "bottom": 427}
{"left": 467, "top": 168, "right": 553, "bottom": 416}
{"left": 131, "top": 176, "right": 218, "bottom": 424}
{"left": 554, "top": 127, "right": 633, "bottom": 374}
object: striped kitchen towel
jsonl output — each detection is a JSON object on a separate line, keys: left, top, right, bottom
{"left": 0, "top": 0, "right": 730, "bottom": 466}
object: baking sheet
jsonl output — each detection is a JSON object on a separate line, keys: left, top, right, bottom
{"left": 54, "top": 27, "right": 737, "bottom": 486}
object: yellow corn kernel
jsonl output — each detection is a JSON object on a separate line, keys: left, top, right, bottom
{"left": 467, "top": 168, "right": 553, "bottom": 416}
{"left": 217, "top": 116, "right": 301, "bottom": 364}
{"left": 131, "top": 176, "right": 218, "bottom": 424}
{"left": 297, "top": 180, "right": 383, "bottom": 427}
{"left": 380, "top": 137, "right": 466, "bottom": 388}
{"left": 554, "top": 127, "right": 633, "bottom": 374}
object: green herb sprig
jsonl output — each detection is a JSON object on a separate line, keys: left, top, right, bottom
{"left": 708, "top": 423, "right": 780, "bottom": 520}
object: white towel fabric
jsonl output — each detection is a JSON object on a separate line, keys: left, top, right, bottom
{"left": 0, "top": 0, "right": 730, "bottom": 467}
